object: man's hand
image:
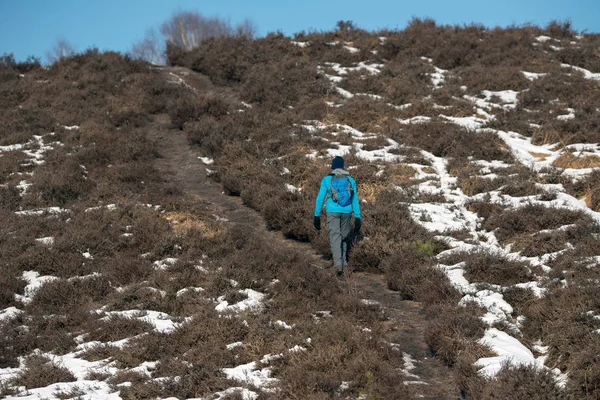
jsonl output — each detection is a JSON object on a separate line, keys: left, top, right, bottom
{"left": 354, "top": 218, "right": 361, "bottom": 233}
{"left": 313, "top": 216, "right": 321, "bottom": 231}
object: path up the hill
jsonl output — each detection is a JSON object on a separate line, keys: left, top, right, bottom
{"left": 150, "top": 66, "right": 463, "bottom": 399}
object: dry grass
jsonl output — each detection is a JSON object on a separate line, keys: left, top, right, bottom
{"left": 552, "top": 151, "right": 600, "bottom": 169}
{"left": 529, "top": 151, "right": 551, "bottom": 160}
{"left": 357, "top": 182, "right": 386, "bottom": 202}
{"left": 163, "top": 211, "right": 222, "bottom": 237}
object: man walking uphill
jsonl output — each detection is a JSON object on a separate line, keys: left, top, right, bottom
{"left": 313, "top": 156, "right": 361, "bottom": 276}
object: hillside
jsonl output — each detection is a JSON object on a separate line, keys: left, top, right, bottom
{"left": 1, "top": 19, "right": 600, "bottom": 399}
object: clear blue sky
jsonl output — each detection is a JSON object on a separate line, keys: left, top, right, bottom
{"left": 1, "top": 0, "right": 599, "bottom": 62}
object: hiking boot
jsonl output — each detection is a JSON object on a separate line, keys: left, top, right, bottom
{"left": 336, "top": 269, "right": 344, "bottom": 277}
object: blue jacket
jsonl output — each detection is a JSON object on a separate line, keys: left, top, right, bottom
{"left": 314, "top": 169, "right": 361, "bottom": 218}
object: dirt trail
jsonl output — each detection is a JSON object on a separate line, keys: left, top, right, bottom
{"left": 152, "top": 67, "right": 462, "bottom": 399}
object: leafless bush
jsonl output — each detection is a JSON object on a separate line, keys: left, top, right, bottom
{"left": 327, "top": 96, "right": 392, "bottom": 133}
{"left": 27, "top": 275, "right": 112, "bottom": 315}
{"left": 86, "top": 315, "right": 154, "bottom": 342}
{"left": 275, "top": 316, "right": 410, "bottom": 399}
{"left": 443, "top": 248, "right": 533, "bottom": 286}
{"left": 519, "top": 283, "right": 600, "bottom": 378}
{"left": 349, "top": 189, "right": 432, "bottom": 272}
{"left": 502, "top": 286, "right": 536, "bottom": 316}
{"left": 45, "top": 39, "right": 76, "bottom": 65}
{"left": 161, "top": 11, "right": 254, "bottom": 51}
{"left": 28, "top": 156, "right": 95, "bottom": 207}
{"left": 386, "top": 248, "right": 460, "bottom": 304}
{"left": 511, "top": 229, "right": 570, "bottom": 257}
{"left": 168, "top": 93, "right": 231, "bottom": 130}
{"left": 389, "top": 121, "right": 513, "bottom": 162}
{"left": 12, "top": 355, "right": 76, "bottom": 389}
{"left": 482, "top": 203, "right": 593, "bottom": 244}
{"left": 544, "top": 20, "right": 577, "bottom": 38}
{"left": 425, "top": 302, "right": 489, "bottom": 367}
{"left": 241, "top": 58, "right": 327, "bottom": 112}
{"left": 478, "top": 364, "right": 571, "bottom": 399}
{"left": 457, "top": 65, "right": 531, "bottom": 92}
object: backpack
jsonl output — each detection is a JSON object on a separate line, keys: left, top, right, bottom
{"left": 329, "top": 174, "right": 354, "bottom": 207}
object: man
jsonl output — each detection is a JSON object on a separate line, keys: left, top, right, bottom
{"left": 313, "top": 156, "right": 361, "bottom": 275}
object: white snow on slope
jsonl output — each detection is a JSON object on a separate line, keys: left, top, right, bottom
{"left": 562, "top": 63, "right": 600, "bottom": 81}
{"left": 215, "top": 289, "right": 266, "bottom": 313}
{"left": 475, "top": 328, "right": 535, "bottom": 377}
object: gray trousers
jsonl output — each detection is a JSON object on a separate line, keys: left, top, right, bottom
{"left": 326, "top": 213, "right": 352, "bottom": 270}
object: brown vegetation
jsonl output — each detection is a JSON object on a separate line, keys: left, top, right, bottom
{"left": 3, "top": 18, "right": 600, "bottom": 398}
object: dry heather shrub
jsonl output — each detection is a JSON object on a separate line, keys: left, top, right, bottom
{"left": 327, "top": 97, "right": 393, "bottom": 133}
{"left": 48, "top": 212, "right": 129, "bottom": 263}
{"left": 28, "top": 155, "right": 95, "bottom": 207}
{"left": 2, "top": 311, "right": 83, "bottom": 362}
{"left": 85, "top": 314, "right": 154, "bottom": 342}
{"left": 168, "top": 311, "right": 247, "bottom": 361}
{"left": 241, "top": 57, "right": 327, "bottom": 111}
{"left": 75, "top": 124, "right": 159, "bottom": 167}
{"left": 111, "top": 313, "right": 242, "bottom": 373}
{"left": 78, "top": 344, "right": 120, "bottom": 362}
{"left": 385, "top": 22, "right": 539, "bottom": 71}
{"left": 138, "top": 70, "right": 188, "bottom": 115}
{"left": 457, "top": 64, "right": 531, "bottom": 92}
{"left": 425, "top": 302, "right": 490, "bottom": 367}
{"left": 458, "top": 176, "right": 508, "bottom": 196}
{"left": 169, "top": 221, "right": 235, "bottom": 260}
{"left": 519, "top": 283, "right": 600, "bottom": 377}
{"left": 117, "top": 368, "right": 228, "bottom": 400}
{"left": 0, "top": 149, "right": 29, "bottom": 180}
{"left": 499, "top": 180, "right": 546, "bottom": 197}
{"left": 105, "top": 284, "right": 172, "bottom": 314}
{"left": 0, "top": 107, "right": 56, "bottom": 146}
{"left": 187, "top": 114, "right": 247, "bottom": 157}
{"left": 344, "top": 162, "right": 383, "bottom": 186}
{"left": 170, "top": 33, "right": 297, "bottom": 86}
{"left": 27, "top": 275, "right": 112, "bottom": 315}
{"left": 276, "top": 316, "right": 409, "bottom": 399}
{"left": 583, "top": 171, "right": 600, "bottom": 212}
{"left": 482, "top": 203, "right": 592, "bottom": 244}
{"left": 262, "top": 191, "right": 315, "bottom": 241}
{"left": 26, "top": 50, "right": 157, "bottom": 127}
{"left": 0, "top": 185, "right": 21, "bottom": 211}
{"left": 358, "top": 182, "right": 386, "bottom": 203}
{"left": 568, "top": 339, "right": 600, "bottom": 398}
{"left": 384, "top": 247, "right": 460, "bottom": 304}
{"left": 477, "top": 364, "right": 570, "bottom": 399}
{"left": 268, "top": 258, "right": 345, "bottom": 316}
{"left": 448, "top": 249, "right": 532, "bottom": 286}
{"left": 536, "top": 118, "right": 600, "bottom": 148}
{"left": 338, "top": 69, "right": 386, "bottom": 96}
{"left": 350, "top": 189, "right": 432, "bottom": 272}
{"left": 167, "top": 92, "right": 231, "bottom": 130}
{"left": 521, "top": 72, "right": 592, "bottom": 111}
{"left": 12, "top": 355, "right": 76, "bottom": 389}
{"left": 383, "top": 163, "right": 418, "bottom": 186}
{"left": 511, "top": 229, "right": 570, "bottom": 257}
{"left": 389, "top": 121, "right": 513, "bottom": 162}
{"left": 557, "top": 35, "right": 600, "bottom": 71}
{"left": 382, "top": 60, "right": 433, "bottom": 104}
{"left": 544, "top": 19, "right": 577, "bottom": 39}
{"left": 0, "top": 264, "right": 25, "bottom": 308}
{"left": 501, "top": 286, "right": 536, "bottom": 316}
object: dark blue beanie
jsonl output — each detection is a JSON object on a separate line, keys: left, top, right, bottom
{"left": 331, "top": 156, "right": 344, "bottom": 170}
